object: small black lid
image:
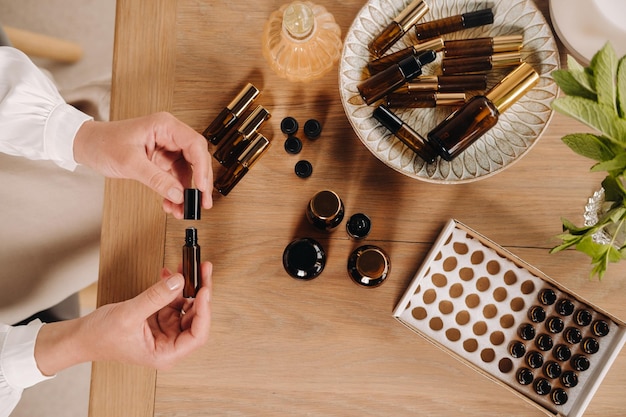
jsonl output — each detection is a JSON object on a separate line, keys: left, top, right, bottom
{"left": 183, "top": 188, "right": 202, "bottom": 220}
{"left": 282, "top": 238, "right": 326, "bottom": 280}
{"left": 295, "top": 160, "right": 313, "bottom": 178}
{"left": 398, "top": 50, "right": 435, "bottom": 79}
{"left": 346, "top": 213, "right": 372, "bottom": 239}
{"left": 281, "top": 116, "right": 299, "bottom": 135}
{"left": 462, "top": 8, "right": 494, "bottom": 28}
{"left": 303, "top": 119, "right": 322, "bottom": 139}
{"left": 284, "top": 136, "right": 303, "bottom": 154}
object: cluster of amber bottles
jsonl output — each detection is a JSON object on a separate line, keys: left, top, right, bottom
{"left": 357, "top": 0, "right": 540, "bottom": 163}
{"left": 203, "top": 83, "right": 272, "bottom": 196}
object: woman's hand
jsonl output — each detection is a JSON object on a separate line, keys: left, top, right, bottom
{"left": 34, "top": 262, "right": 213, "bottom": 375}
{"left": 73, "top": 112, "right": 213, "bottom": 218}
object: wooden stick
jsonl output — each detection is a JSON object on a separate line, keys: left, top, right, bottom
{"left": 4, "top": 25, "right": 83, "bottom": 63}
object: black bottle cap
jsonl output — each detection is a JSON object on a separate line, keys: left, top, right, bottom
{"left": 592, "top": 319, "right": 610, "bottom": 337}
{"left": 518, "top": 323, "right": 536, "bottom": 341}
{"left": 571, "top": 355, "right": 590, "bottom": 372}
{"left": 346, "top": 213, "right": 372, "bottom": 239}
{"left": 282, "top": 238, "right": 326, "bottom": 280}
{"left": 295, "top": 160, "right": 313, "bottom": 178}
{"left": 284, "top": 136, "right": 303, "bottom": 154}
{"left": 556, "top": 299, "right": 575, "bottom": 316}
{"left": 533, "top": 378, "right": 551, "bottom": 396}
{"left": 574, "top": 309, "right": 593, "bottom": 326}
{"left": 543, "top": 361, "right": 561, "bottom": 379}
{"left": 538, "top": 288, "right": 557, "bottom": 305}
{"left": 516, "top": 368, "right": 534, "bottom": 385}
{"left": 582, "top": 337, "right": 600, "bottom": 354}
{"left": 183, "top": 188, "right": 202, "bottom": 220}
{"left": 526, "top": 351, "right": 543, "bottom": 369}
{"left": 546, "top": 317, "right": 564, "bottom": 334}
{"left": 553, "top": 344, "right": 571, "bottom": 361}
{"left": 509, "top": 341, "right": 526, "bottom": 358}
{"left": 303, "top": 119, "right": 322, "bottom": 139}
{"left": 551, "top": 388, "right": 568, "bottom": 406}
{"left": 281, "top": 116, "right": 299, "bottom": 135}
{"left": 561, "top": 370, "right": 579, "bottom": 388}
{"left": 398, "top": 49, "right": 436, "bottom": 79}
{"left": 564, "top": 327, "right": 582, "bottom": 344}
{"left": 535, "top": 333, "right": 553, "bottom": 351}
{"left": 528, "top": 305, "right": 546, "bottom": 323}
{"left": 462, "top": 8, "right": 494, "bottom": 28}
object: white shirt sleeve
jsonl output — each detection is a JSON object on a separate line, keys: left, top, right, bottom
{"left": 0, "top": 321, "right": 54, "bottom": 417}
{"left": 0, "top": 46, "right": 93, "bottom": 170}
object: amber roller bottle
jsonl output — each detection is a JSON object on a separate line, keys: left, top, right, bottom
{"left": 368, "top": 0, "right": 429, "bottom": 57}
{"left": 183, "top": 227, "right": 201, "bottom": 298}
{"left": 202, "top": 83, "right": 259, "bottom": 145}
{"left": 427, "top": 62, "right": 539, "bottom": 161}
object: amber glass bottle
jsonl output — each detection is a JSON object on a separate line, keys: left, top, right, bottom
{"left": 182, "top": 227, "right": 201, "bottom": 298}
{"left": 427, "top": 62, "right": 539, "bottom": 161}
{"left": 203, "top": 83, "right": 259, "bottom": 145}
{"left": 368, "top": 0, "right": 429, "bottom": 57}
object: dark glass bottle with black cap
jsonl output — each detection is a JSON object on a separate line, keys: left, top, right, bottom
{"left": 282, "top": 238, "right": 326, "bottom": 280}
{"left": 373, "top": 105, "right": 438, "bottom": 163}
{"left": 414, "top": 8, "right": 494, "bottom": 42}
{"left": 538, "top": 288, "right": 557, "bottom": 306}
{"left": 346, "top": 213, "right": 372, "bottom": 240}
{"left": 552, "top": 388, "right": 568, "bottom": 405}
{"left": 358, "top": 50, "right": 436, "bottom": 105}
{"left": 182, "top": 227, "right": 201, "bottom": 298}
{"left": 561, "top": 370, "right": 579, "bottom": 388}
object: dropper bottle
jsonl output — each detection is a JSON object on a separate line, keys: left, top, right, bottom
{"left": 182, "top": 227, "right": 201, "bottom": 298}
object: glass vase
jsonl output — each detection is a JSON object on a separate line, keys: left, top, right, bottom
{"left": 584, "top": 188, "right": 626, "bottom": 247}
{"left": 261, "top": 1, "right": 342, "bottom": 82}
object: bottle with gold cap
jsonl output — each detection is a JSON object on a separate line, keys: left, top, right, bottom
{"left": 202, "top": 83, "right": 260, "bottom": 145}
{"left": 441, "top": 51, "right": 522, "bottom": 75}
{"left": 368, "top": 38, "right": 444, "bottom": 74}
{"left": 213, "top": 105, "right": 271, "bottom": 167}
{"left": 306, "top": 190, "right": 345, "bottom": 231}
{"left": 427, "top": 62, "right": 539, "bottom": 161}
{"left": 442, "top": 35, "right": 523, "bottom": 58}
{"left": 368, "top": 0, "right": 429, "bottom": 58}
{"left": 214, "top": 133, "right": 270, "bottom": 196}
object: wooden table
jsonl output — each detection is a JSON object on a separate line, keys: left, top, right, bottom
{"left": 89, "top": 1, "right": 626, "bottom": 416}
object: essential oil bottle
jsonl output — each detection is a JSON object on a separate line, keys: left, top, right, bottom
{"left": 306, "top": 190, "right": 345, "bottom": 232}
{"left": 347, "top": 245, "right": 391, "bottom": 287}
{"left": 368, "top": 0, "right": 429, "bottom": 57}
{"left": 368, "top": 38, "right": 444, "bottom": 74}
{"left": 441, "top": 51, "right": 522, "bottom": 75}
{"left": 427, "top": 62, "right": 539, "bottom": 161}
{"left": 414, "top": 8, "right": 494, "bottom": 42}
{"left": 182, "top": 227, "right": 201, "bottom": 298}
{"left": 213, "top": 105, "right": 271, "bottom": 167}
{"left": 442, "top": 35, "right": 523, "bottom": 58}
{"left": 203, "top": 83, "right": 260, "bottom": 145}
{"left": 386, "top": 91, "right": 466, "bottom": 108}
{"left": 358, "top": 50, "right": 436, "bottom": 105}
{"left": 214, "top": 133, "right": 270, "bottom": 196}
{"left": 373, "top": 105, "right": 438, "bottom": 163}
{"left": 397, "top": 74, "right": 487, "bottom": 93}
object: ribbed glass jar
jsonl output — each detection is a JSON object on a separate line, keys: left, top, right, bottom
{"left": 261, "top": 1, "right": 342, "bottom": 82}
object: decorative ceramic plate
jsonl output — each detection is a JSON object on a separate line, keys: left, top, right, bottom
{"left": 339, "top": 0, "right": 559, "bottom": 183}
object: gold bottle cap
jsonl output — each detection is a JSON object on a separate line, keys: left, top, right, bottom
{"left": 394, "top": 0, "right": 429, "bottom": 31}
{"left": 239, "top": 105, "right": 271, "bottom": 138}
{"left": 491, "top": 51, "right": 522, "bottom": 67}
{"left": 237, "top": 132, "right": 270, "bottom": 168}
{"left": 402, "top": 75, "right": 439, "bottom": 91}
{"left": 228, "top": 83, "right": 260, "bottom": 117}
{"left": 412, "top": 37, "right": 445, "bottom": 52}
{"left": 433, "top": 92, "right": 466, "bottom": 105}
{"left": 486, "top": 62, "right": 539, "bottom": 113}
{"left": 310, "top": 190, "right": 343, "bottom": 220}
{"left": 492, "top": 35, "right": 524, "bottom": 53}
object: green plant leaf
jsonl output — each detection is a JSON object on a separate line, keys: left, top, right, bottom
{"left": 602, "top": 175, "right": 626, "bottom": 202}
{"left": 590, "top": 42, "right": 618, "bottom": 114}
{"left": 562, "top": 133, "right": 617, "bottom": 162}
{"left": 591, "top": 152, "right": 626, "bottom": 174}
{"left": 618, "top": 56, "right": 626, "bottom": 118}
{"left": 552, "top": 69, "right": 597, "bottom": 101}
{"left": 568, "top": 55, "right": 597, "bottom": 94}
{"left": 551, "top": 96, "right": 626, "bottom": 145}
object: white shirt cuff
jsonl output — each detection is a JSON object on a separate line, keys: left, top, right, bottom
{"left": 45, "top": 103, "right": 93, "bottom": 171}
{"left": 2, "top": 320, "right": 54, "bottom": 389}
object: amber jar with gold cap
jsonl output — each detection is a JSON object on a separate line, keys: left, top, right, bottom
{"left": 306, "top": 190, "right": 345, "bottom": 231}
{"left": 348, "top": 245, "right": 390, "bottom": 287}
{"left": 427, "top": 62, "right": 539, "bottom": 161}
{"left": 368, "top": 0, "right": 429, "bottom": 57}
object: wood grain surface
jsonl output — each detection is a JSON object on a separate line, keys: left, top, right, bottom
{"left": 90, "top": 1, "right": 626, "bottom": 416}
